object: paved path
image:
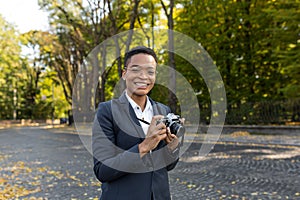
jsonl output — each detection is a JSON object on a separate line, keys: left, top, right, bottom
{"left": 0, "top": 127, "right": 300, "bottom": 199}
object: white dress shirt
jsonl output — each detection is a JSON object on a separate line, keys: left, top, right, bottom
{"left": 125, "top": 91, "right": 153, "bottom": 135}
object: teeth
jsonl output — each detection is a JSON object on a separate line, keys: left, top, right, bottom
{"left": 136, "top": 83, "right": 147, "bottom": 86}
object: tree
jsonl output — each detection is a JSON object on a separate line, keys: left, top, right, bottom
{"left": 271, "top": 0, "right": 300, "bottom": 98}
{"left": 0, "top": 15, "right": 22, "bottom": 119}
{"left": 20, "top": 30, "right": 69, "bottom": 119}
{"left": 176, "top": 0, "right": 299, "bottom": 124}
{"left": 38, "top": 0, "right": 148, "bottom": 107}
{"left": 160, "top": 0, "right": 177, "bottom": 113}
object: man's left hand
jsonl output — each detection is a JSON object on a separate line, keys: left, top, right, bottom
{"left": 165, "top": 128, "right": 179, "bottom": 152}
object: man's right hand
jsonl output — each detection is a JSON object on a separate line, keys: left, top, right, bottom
{"left": 138, "top": 115, "right": 167, "bottom": 158}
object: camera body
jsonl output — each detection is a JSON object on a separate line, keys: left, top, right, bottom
{"left": 157, "top": 113, "right": 185, "bottom": 137}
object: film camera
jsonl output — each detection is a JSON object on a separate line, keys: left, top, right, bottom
{"left": 157, "top": 113, "right": 185, "bottom": 138}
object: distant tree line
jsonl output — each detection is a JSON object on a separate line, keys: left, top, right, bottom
{"left": 0, "top": 0, "right": 299, "bottom": 125}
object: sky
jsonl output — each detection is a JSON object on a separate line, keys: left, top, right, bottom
{"left": 0, "top": 0, "right": 49, "bottom": 33}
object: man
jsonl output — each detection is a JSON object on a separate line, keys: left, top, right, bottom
{"left": 92, "top": 46, "right": 180, "bottom": 200}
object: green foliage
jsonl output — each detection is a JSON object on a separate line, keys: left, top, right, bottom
{"left": 1, "top": 0, "right": 299, "bottom": 124}
{"left": 0, "top": 14, "right": 70, "bottom": 119}
{"left": 271, "top": 0, "right": 300, "bottom": 98}
{"left": 176, "top": 0, "right": 300, "bottom": 123}
{"left": 0, "top": 15, "right": 22, "bottom": 119}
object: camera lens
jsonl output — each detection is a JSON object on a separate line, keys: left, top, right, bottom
{"left": 170, "top": 123, "right": 185, "bottom": 138}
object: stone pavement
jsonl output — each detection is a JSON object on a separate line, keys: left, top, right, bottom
{"left": 0, "top": 126, "right": 299, "bottom": 200}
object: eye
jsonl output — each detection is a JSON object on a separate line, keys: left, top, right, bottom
{"left": 130, "top": 67, "right": 141, "bottom": 73}
{"left": 147, "top": 70, "right": 155, "bottom": 75}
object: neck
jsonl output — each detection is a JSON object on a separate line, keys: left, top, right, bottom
{"left": 128, "top": 93, "right": 147, "bottom": 111}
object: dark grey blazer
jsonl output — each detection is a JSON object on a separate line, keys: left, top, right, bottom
{"left": 92, "top": 92, "right": 179, "bottom": 200}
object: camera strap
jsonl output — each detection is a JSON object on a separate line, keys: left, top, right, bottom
{"left": 136, "top": 117, "right": 151, "bottom": 125}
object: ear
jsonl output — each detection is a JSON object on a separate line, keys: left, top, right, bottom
{"left": 121, "top": 69, "right": 126, "bottom": 80}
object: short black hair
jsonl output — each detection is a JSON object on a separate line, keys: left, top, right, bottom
{"left": 124, "top": 46, "right": 158, "bottom": 69}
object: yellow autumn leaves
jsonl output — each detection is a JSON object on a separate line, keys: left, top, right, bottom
{"left": 0, "top": 161, "right": 42, "bottom": 199}
{"left": 0, "top": 160, "right": 101, "bottom": 199}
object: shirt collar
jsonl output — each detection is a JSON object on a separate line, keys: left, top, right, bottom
{"left": 125, "top": 90, "right": 152, "bottom": 112}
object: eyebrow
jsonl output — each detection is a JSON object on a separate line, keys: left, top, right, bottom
{"left": 128, "top": 65, "right": 155, "bottom": 69}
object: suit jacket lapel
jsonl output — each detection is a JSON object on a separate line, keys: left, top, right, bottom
{"left": 115, "top": 92, "right": 168, "bottom": 139}
{"left": 116, "top": 92, "right": 145, "bottom": 138}
{"left": 150, "top": 98, "right": 168, "bottom": 116}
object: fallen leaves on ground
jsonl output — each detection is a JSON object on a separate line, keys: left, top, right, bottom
{"left": 0, "top": 161, "right": 41, "bottom": 199}
{"left": 0, "top": 160, "right": 101, "bottom": 199}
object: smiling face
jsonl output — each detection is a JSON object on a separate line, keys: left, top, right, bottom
{"left": 122, "top": 53, "right": 157, "bottom": 100}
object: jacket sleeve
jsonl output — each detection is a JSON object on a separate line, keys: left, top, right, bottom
{"left": 165, "top": 145, "right": 180, "bottom": 171}
{"left": 92, "top": 101, "right": 148, "bottom": 183}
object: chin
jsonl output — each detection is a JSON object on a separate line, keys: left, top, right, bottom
{"left": 135, "top": 91, "right": 149, "bottom": 96}
{"left": 132, "top": 89, "right": 150, "bottom": 96}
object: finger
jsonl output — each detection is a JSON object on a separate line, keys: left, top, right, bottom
{"left": 156, "top": 123, "right": 166, "bottom": 131}
{"left": 166, "top": 129, "right": 175, "bottom": 138}
{"left": 166, "top": 127, "right": 170, "bottom": 134}
{"left": 165, "top": 137, "right": 171, "bottom": 143}
{"left": 148, "top": 116, "right": 164, "bottom": 133}
{"left": 150, "top": 115, "right": 164, "bottom": 126}
{"left": 165, "top": 132, "right": 174, "bottom": 143}
{"left": 169, "top": 133, "right": 177, "bottom": 139}
{"left": 180, "top": 118, "right": 185, "bottom": 124}
{"left": 158, "top": 132, "right": 167, "bottom": 141}
{"left": 151, "top": 115, "right": 164, "bottom": 122}
{"left": 158, "top": 127, "right": 167, "bottom": 135}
